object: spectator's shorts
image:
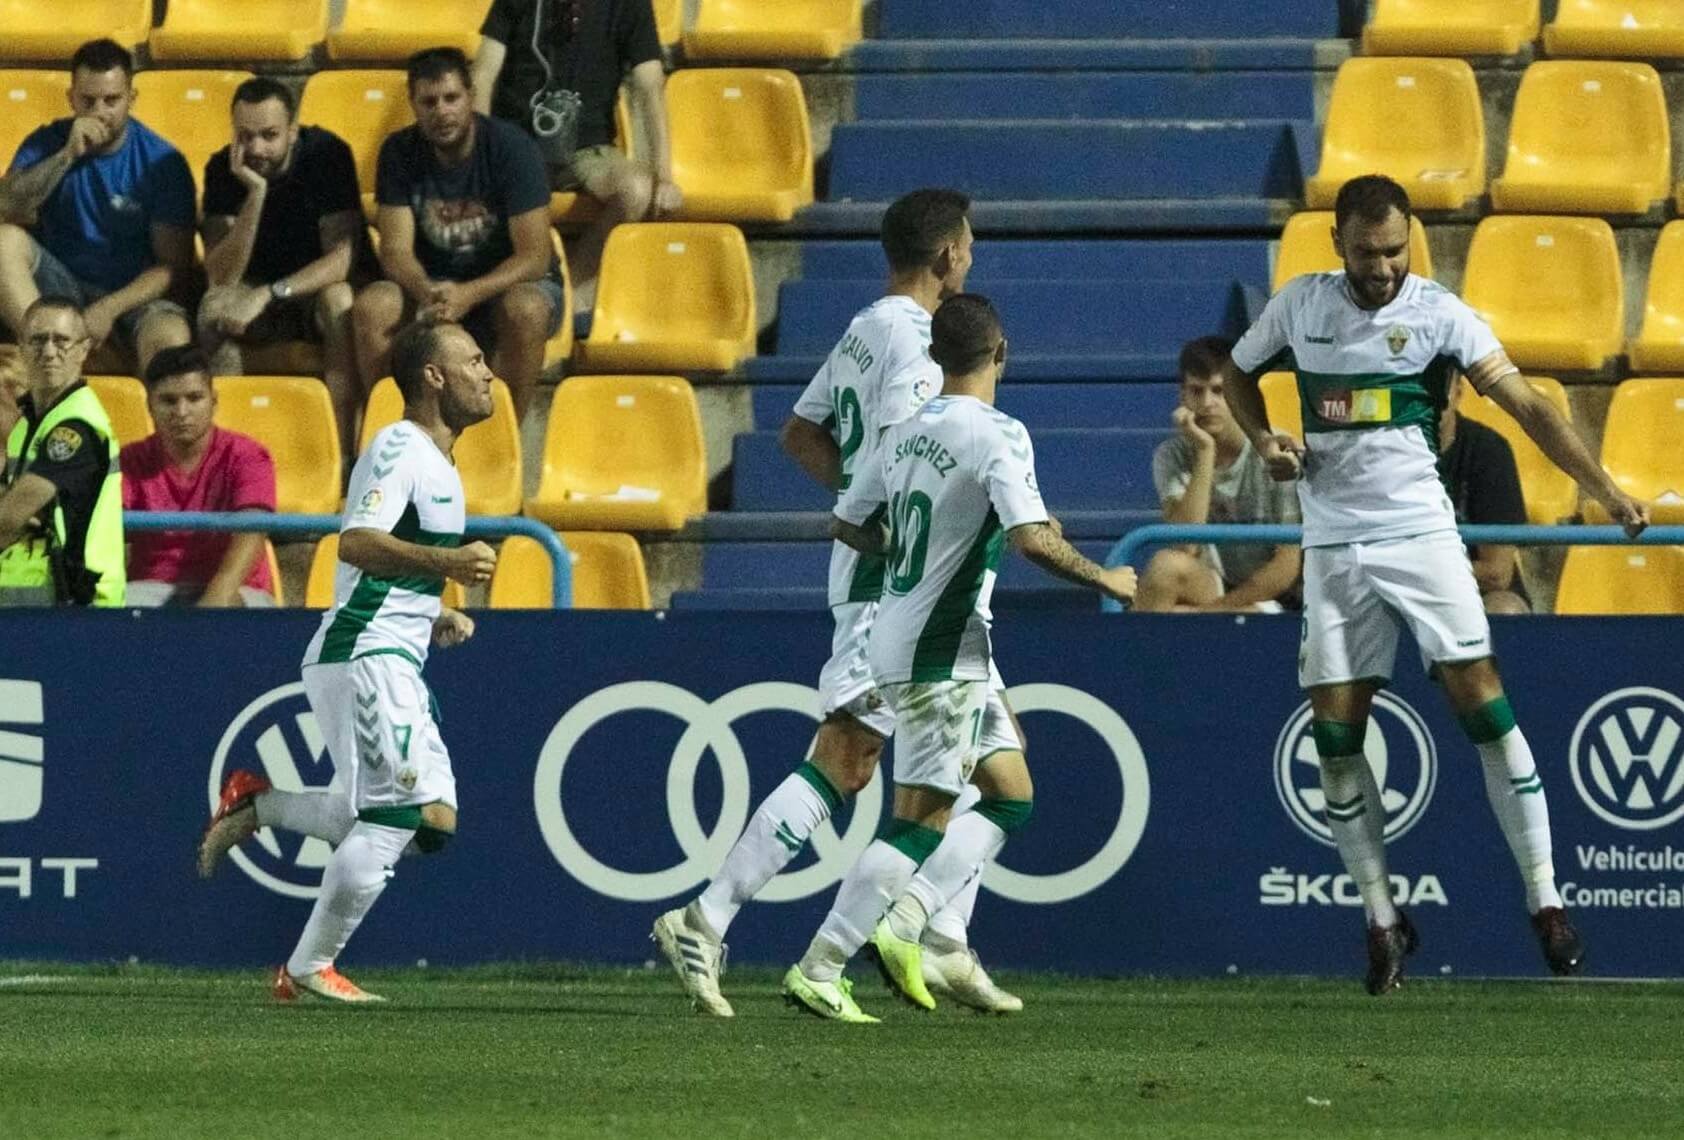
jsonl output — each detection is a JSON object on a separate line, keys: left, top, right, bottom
{"left": 28, "top": 237, "right": 187, "bottom": 353}
{"left": 460, "top": 274, "right": 566, "bottom": 351}
{"left": 549, "top": 144, "right": 631, "bottom": 193}
{"left": 303, "top": 655, "right": 457, "bottom": 812}
{"left": 1298, "top": 529, "right": 1492, "bottom": 689}
{"left": 818, "top": 601, "right": 896, "bottom": 737}
{"left": 881, "top": 679, "right": 1020, "bottom": 797}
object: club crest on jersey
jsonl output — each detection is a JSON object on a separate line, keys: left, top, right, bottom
{"left": 1385, "top": 325, "right": 1411, "bottom": 355}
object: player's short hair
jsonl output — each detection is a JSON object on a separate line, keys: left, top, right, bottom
{"left": 407, "top": 47, "right": 473, "bottom": 93}
{"left": 143, "top": 344, "right": 214, "bottom": 390}
{"left": 880, "top": 189, "right": 972, "bottom": 274}
{"left": 1334, "top": 175, "right": 1412, "bottom": 231}
{"left": 70, "top": 39, "right": 135, "bottom": 80}
{"left": 1178, "top": 336, "right": 1234, "bottom": 384}
{"left": 391, "top": 321, "right": 449, "bottom": 404}
{"left": 231, "top": 76, "right": 296, "bottom": 118}
{"left": 930, "top": 293, "right": 1003, "bottom": 375}
{"left": 22, "top": 294, "right": 84, "bottom": 327}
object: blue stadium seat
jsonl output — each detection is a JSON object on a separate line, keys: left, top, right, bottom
{"left": 794, "top": 239, "right": 1273, "bottom": 288}
{"left": 824, "top": 122, "right": 1315, "bottom": 205}
{"left": 749, "top": 382, "right": 1181, "bottom": 432}
{"left": 873, "top": 0, "right": 1337, "bottom": 39}
{"left": 852, "top": 73, "right": 1316, "bottom": 124}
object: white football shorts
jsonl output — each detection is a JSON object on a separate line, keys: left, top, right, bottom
{"left": 302, "top": 653, "right": 457, "bottom": 813}
{"left": 818, "top": 601, "right": 897, "bottom": 737}
{"left": 881, "top": 679, "right": 1022, "bottom": 797}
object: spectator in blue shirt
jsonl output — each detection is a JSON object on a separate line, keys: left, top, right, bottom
{"left": 352, "top": 47, "right": 562, "bottom": 422}
{"left": 0, "top": 40, "right": 194, "bottom": 374}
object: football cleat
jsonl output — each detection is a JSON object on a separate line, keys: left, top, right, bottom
{"left": 922, "top": 943, "right": 1023, "bottom": 1014}
{"left": 651, "top": 907, "right": 733, "bottom": 1017}
{"left": 273, "top": 964, "right": 385, "bottom": 1004}
{"left": 196, "top": 770, "right": 272, "bottom": 878}
{"left": 781, "top": 966, "right": 879, "bottom": 1024}
{"left": 868, "top": 919, "right": 935, "bottom": 1011}
{"left": 1365, "top": 909, "right": 1419, "bottom": 996}
{"left": 1531, "top": 907, "right": 1585, "bottom": 977}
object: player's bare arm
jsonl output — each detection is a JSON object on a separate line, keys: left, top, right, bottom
{"left": 1481, "top": 364, "right": 1649, "bottom": 537}
{"left": 1010, "top": 521, "right": 1136, "bottom": 602}
{"left": 829, "top": 512, "right": 886, "bottom": 555}
{"left": 432, "top": 606, "right": 475, "bottom": 648}
{"left": 1219, "top": 356, "right": 1302, "bottom": 482}
{"left": 339, "top": 527, "right": 496, "bottom": 586}
{"left": 781, "top": 414, "right": 842, "bottom": 491}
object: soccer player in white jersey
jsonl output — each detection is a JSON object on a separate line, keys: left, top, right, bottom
{"left": 196, "top": 321, "right": 499, "bottom": 1002}
{"left": 1223, "top": 175, "right": 1649, "bottom": 994}
{"left": 778, "top": 295, "right": 1137, "bottom": 1022}
{"left": 651, "top": 190, "right": 1016, "bottom": 1017}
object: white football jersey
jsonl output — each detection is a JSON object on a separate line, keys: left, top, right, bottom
{"left": 837, "top": 394, "right": 1049, "bottom": 684}
{"left": 303, "top": 421, "right": 465, "bottom": 671}
{"left": 793, "top": 295, "right": 943, "bottom": 606}
{"left": 1232, "top": 272, "right": 1505, "bottom": 548}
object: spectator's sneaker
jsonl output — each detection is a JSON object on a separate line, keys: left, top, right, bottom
{"left": 867, "top": 919, "right": 935, "bottom": 1011}
{"left": 651, "top": 907, "right": 733, "bottom": 1017}
{"left": 273, "top": 964, "right": 385, "bottom": 1004}
{"left": 1531, "top": 907, "right": 1585, "bottom": 976}
{"left": 196, "top": 770, "right": 271, "bottom": 878}
{"left": 922, "top": 944, "right": 1023, "bottom": 1014}
{"left": 781, "top": 966, "right": 879, "bottom": 1024}
{"left": 1365, "top": 910, "right": 1419, "bottom": 996}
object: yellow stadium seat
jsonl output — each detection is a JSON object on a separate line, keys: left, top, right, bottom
{"left": 133, "top": 70, "right": 256, "bottom": 192}
{"left": 488, "top": 532, "right": 651, "bottom": 609}
{"left": 1630, "top": 222, "right": 1684, "bottom": 372}
{"left": 308, "top": 533, "right": 464, "bottom": 608}
{"left": 327, "top": 0, "right": 488, "bottom": 61}
{"left": 1544, "top": 0, "right": 1684, "bottom": 58}
{"left": 213, "top": 377, "right": 342, "bottom": 515}
{"left": 654, "top": 0, "right": 683, "bottom": 45}
{"left": 1461, "top": 216, "right": 1622, "bottom": 371}
{"left": 1258, "top": 372, "right": 1303, "bottom": 443}
{"left": 1363, "top": 0, "right": 1540, "bottom": 56}
{"left": 1555, "top": 545, "right": 1684, "bottom": 615}
{"left": 668, "top": 69, "right": 813, "bottom": 223}
{"left": 1272, "top": 211, "right": 1434, "bottom": 293}
{"left": 1305, "top": 58, "right": 1484, "bottom": 212}
{"left": 150, "top": 0, "right": 328, "bottom": 62}
{"left": 1590, "top": 378, "right": 1684, "bottom": 525}
{"left": 544, "top": 229, "right": 576, "bottom": 368}
{"left": 359, "top": 377, "right": 523, "bottom": 516}
{"left": 297, "top": 70, "right": 412, "bottom": 221}
{"left": 575, "top": 224, "right": 755, "bottom": 373}
{"left": 0, "top": 2, "right": 151, "bottom": 61}
{"left": 85, "top": 376, "right": 153, "bottom": 447}
{"left": 1456, "top": 376, "right": 1578, "bottom": 525}
{"left": 1490, "top": 62, "right": 1670, "bottom": 215}
{"left": 263, "top": 539, "right": 284, "bottom": 605}
{"left": 525, "top": 375, "right": 706, "bottom": 531}
{"left": 684, "top": 0, "right": 863, "bottom": 60}
{"left": 0, "top": 71, "right": 62, "bottom": 168}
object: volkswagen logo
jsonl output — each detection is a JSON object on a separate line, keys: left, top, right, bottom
{"left": 1569, "top": 687, "right": 1684, "bottom": 832}
{"left": 209, "top": 683, "right": 337, "bottom": 899}
{"left": 1273, "top": 693, "right": 1438, "bottom": 847}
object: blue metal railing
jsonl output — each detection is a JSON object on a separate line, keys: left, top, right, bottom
{"left": 1099, "top": 524, "right": 1684, "bottom": 613}
{"left": 122, "top": 512, "right": 573, "bottom": 608}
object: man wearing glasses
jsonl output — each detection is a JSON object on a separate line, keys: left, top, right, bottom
{"left": 0, "top": 295, "right": 125, "bottom": 606}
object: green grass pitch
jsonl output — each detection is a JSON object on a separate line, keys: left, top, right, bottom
{"left": 1, "top": 963, "right": 1678, "bottom": 1139}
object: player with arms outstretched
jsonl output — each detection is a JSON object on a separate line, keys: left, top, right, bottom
{"left": 1223, "top": 175, "right": 1648, "bottom": 993}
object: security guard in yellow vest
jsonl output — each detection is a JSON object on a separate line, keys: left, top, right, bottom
{"left": 0, "top": 297, "right": 125, "bottom": 606}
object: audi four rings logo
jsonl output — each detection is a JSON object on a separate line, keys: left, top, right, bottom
{"left": 209, "top": 683, "right": 337, "bottom": 899}
{"left": 1273, "top": 693, "right": 1438, "bottom": 847}
{"left": 533, "top": 681, "right": 1151, "bottom": 906}
{"left": 1570, "top": 687, "right": 1684, "bottom": 831}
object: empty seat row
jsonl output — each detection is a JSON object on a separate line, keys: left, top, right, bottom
{"left": 1310, "top": 57, "right": 1672, "bottom": 215}
{"left": 1366, "top": 0, "right": 1684, "bottom": 59}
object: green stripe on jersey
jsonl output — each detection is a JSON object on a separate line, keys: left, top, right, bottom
{"left": 909, "top": 508, "right": 1004, "bottom": 682}
{"left": 1295, "top": 357, "right": 1456, "bottom": 441}
{"left": 318, "top": 503, "right": 461, "bottom": 662}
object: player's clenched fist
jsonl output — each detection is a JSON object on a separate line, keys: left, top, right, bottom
{"left": 446, "top": 541, "right": 497, "bottom": 585}
{"left": 1256, "top": 433, "right": 1304, "bottom": 482}
{"left": 1099, "top": 564, "right": 1138, "bottom": 603}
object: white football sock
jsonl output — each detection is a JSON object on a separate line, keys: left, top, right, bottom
{"left": 1478, "top": 728, "right": 1562, "bottom": 912}
{"left": 286, "top": 821, "right": 411, "bottom": 977}
{"left": 255, "top": 789, "right": 355, "bottom": 846}
{"left": 925, "top": 871, "right": 979, "bottom": 949}
{"left": 800, "top": 837, "right": 925, "bottom": 982}
{"left": 1320, "top": 754, "right": 1398, "bottom": 927}
{"left": 890, "top": 810, "right": 1007, "bottom": 941}
{"left": 695, "top": 766, "right": 838, "bottom": 938}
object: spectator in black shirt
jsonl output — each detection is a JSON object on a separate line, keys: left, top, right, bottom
{"left": 471, "top": 0, "right": 678, "bottom": 309}
{"left": 199, "top": 78, "right": 371, "bottom": 460}
{"left": 1441, "top": 373, "right": 1532, "bottom": 614}
{"left": 352, "top": 48, "right": 562, "bottom": 421}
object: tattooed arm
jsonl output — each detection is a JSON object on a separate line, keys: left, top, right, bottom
{"left": 1010, "top": 521, "right": 1136, "bottom": 602}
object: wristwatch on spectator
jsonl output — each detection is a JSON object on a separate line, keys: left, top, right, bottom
{"left": 270, "top": 279, "right": 295, "bottom": 302}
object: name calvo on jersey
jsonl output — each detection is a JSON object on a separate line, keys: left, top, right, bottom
{"left": 837, "top": 332, "right": 875, "bottom": 374}
{"left": 894, "top": 433, "right": 959, "bottom": 477}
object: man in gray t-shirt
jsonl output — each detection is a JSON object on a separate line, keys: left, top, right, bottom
{"left": 1134, "top": 336, "right": 1301, "bottom": 612}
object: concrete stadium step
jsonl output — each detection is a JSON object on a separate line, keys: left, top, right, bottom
{"left": 791, "top": 198, "right": 1292, "bottom": 235}
{"left": 874, "top": 0, "right": 1340, "bottom": 40}
{"left": 792, "top": 239, "right": 1273, "bottom": 287}
{"left": 846, "top": 38, "right": 1346, "bottom": 73}
{"left": 851, "top": 72, "right": 1317, "bottom": 123}
{"left": 748, "top": 382, "right": 1182, "bottom": 431}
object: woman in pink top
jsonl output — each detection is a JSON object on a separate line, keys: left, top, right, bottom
{"left": 120, "top": 344, "right": 278, "bottom": 606}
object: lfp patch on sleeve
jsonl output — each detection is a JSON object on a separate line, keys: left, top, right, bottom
{"left": 43, "top": 425, "right": 83, "bottom": 463}
{"left": 351, "top": 486, "right": 385, "bottom": 523}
